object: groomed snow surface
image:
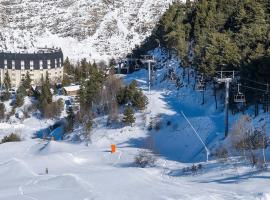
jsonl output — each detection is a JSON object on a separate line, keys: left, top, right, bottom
{"left": 1, "top": 51, "right": 270, "bottom": 199}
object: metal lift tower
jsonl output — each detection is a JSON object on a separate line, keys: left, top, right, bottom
{"left": 141, "top": 55, "right": 156, "bottom": 93}
{"left": 215, "top": 71, "right": 237, "bottom": 137}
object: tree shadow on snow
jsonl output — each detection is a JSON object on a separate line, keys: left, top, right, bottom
{"left": 197, "top": 170, "right": 270, "bottom": 184}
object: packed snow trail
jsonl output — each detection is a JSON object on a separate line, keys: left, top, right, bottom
{"left": 0, "top": 139, "right": 269, "bottom": 200}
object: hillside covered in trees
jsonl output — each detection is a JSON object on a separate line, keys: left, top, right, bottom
{"left": 136, "top": 0, "right": 270, "bottom": 83}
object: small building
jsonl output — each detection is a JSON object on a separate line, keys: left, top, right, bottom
{"left": 62, "top": 85, "right": 80, "bottom": 96}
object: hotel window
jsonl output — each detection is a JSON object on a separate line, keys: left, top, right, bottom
{"left": 39, "top": 60, "right": 43, "bottom": 69}
{"left": 55, "top": 59, "right": 58, "bottom": 67}
{"left": 12, "top": 60, "right": 15, "bottom": 70}
{"left": 30, "top": 60, "right": 34, "bottom": 69}
{"left": 4, "top": 59, "right": 7, "bottom": 69}
{"left": 21, "top": 60, "right": 25, "bottom": 70}
{"left": 47, "top": 60, "right": 51, "bottom": 69}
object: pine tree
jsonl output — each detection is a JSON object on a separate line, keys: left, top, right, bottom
{"left": 66, "top": 109, "right": 75, "bottom": 132}
{"left": 129, "top": 80, "right": 138, "bottom": 91}
{"left": 74, "top": 66, "right": 82, "bottom": 83}
{"left": 63, "top": 57, "right": 73, "bottom": 75}
{"left": 44, "top": 72, "right": 52, "bottom": 104}
{"left": 122, "top": 106, "right": 135, "bottom": 126}
{"left": 132, "top": 90, "right": 148, "bottom": 110}
{"left": 14, "top": 93, "right": 24, "bottom": 108}
{"left": 79, "top": 64, "right": 104, "bottom": 110}
{"left": 109, "top": 58, "right": 116, "bottom": 68}
{"left": 80, "top": 58, "right": 90, "bottom": 79}
{"left": 79, "top": 81, "right": 87, "bottom": 109}
{"left": 17, "top": 71, "right": 32, "bottom": 97}
{"left": 3, "top": 71, "right": 11, "bottom": 90}
{"left": 92, "top": 61, "right": 98, "bottom": 69}
{"left": 0, "top": 103, "right": 5, "bottom": 119}
{"left": 62, "top": 74, "right": 71, "bottom": 86}
{"left": 23, "top": 71, "right": 32, "bottom": 90}
{"left": 38, "top": 72, "right": 52, "bottom": 111}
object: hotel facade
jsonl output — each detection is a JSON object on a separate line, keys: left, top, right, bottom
{"left": 0, "top": 48, "right": 64, "bottom": 88}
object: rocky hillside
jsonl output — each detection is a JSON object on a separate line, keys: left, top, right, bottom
{"left": 0, "top": 0, "right": 177, "bottom": 61}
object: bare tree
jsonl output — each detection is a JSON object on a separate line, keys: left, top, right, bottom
{"left": 99, "top": 75, "right": 123, "bottom": 123}
{"left": 229, "top": 115, "right": 269, "bottom": 167}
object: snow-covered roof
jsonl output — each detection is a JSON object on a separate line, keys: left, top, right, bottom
{"left": 0, "top": 47, "right": 61, "bottom": 54}
{"left": 63, "top": 85, "right": 80, "bottom": 92}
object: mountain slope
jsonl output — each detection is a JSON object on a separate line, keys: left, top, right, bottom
{"left": 0, "top": 48, "right": 270, "bottom": 199}
{"left": 0, "top": 0, "right": 178, "bottom": 61}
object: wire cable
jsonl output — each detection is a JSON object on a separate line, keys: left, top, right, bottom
{"left": 241, "top": 84, "right": 269, "bottom": 94}
{"left": 241, "top": 77, "right": 269, "bottom": 86}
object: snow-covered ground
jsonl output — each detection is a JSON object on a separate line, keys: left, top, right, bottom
{"left": 0, "top": 52, "right": 270, "bottom": 199}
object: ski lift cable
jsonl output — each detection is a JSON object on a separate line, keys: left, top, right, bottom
{"left": 241, "top": 77, "right": 269, "bottom": 86}
{"left": 241, "top": 84, "right": 269, "bottom": 93}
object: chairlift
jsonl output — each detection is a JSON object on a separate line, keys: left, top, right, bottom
{"left": 195, "top": 74, "right": 205, "bottom": 92}
{"left": 234, "top": 84, "right": 246, "bottom": 103}
{"left": 134, "top": 64, "right": 140, "bottom": 70}
{"left": 234, "top": 93, "right": 246, "bottom": 103}
{"left": 195, "top": 81, "right": 205, "bottom": 92}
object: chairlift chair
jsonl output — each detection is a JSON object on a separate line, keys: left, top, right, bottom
{"left": 234, "top": 84, "right": 246, "bottom": 103}
{"left": 195, "top": 81, "right": 205, "bottom": 92}
{"left": 234, "top": 93, "right": 246, "bottom": 103}
{"left": 134, "top": 64, "right": 140, "bottom": 70}
{"left": 195, "top": 73, "right": 205, "bottom": 92}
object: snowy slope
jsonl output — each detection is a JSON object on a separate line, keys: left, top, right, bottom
{"left": 0, "top": 49, "right": 270, "bottom": 199}
{"left": 0, "top": 0, "right": 180, "bottom": 61}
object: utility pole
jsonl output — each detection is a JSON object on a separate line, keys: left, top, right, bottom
{"left": 141, "top": 55, "right": 156, "bottom": 93}
{"left": 215, "top": 71, "right": 237, "bottom": 137}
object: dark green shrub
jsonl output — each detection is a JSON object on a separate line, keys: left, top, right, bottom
{"left": 117, "top": 80, "right": 148, "bottom": 110}
{"left": 0, "top": 91, "right": 11, "bottom": 101}
{"left": 1, "top": 133, "right": 21, "bottom": 144}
